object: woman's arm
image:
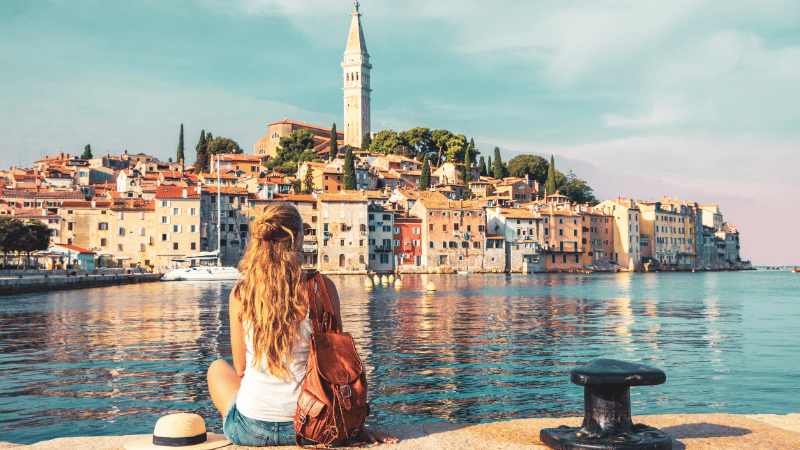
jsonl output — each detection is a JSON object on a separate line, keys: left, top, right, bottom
{"left": 228, "top": 290, "right": 247, "bottom": 378}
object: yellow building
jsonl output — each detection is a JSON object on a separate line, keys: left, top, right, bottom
{"left": 58, "top": 199, "right": 111, "bottom": 252}
{"left": 317, "top": 192, "right": 368, "bottom": 271}
{"left": 597, "top": 198, "right": 642, "bottom": 271}
{"left": 154, "top": 186, "right": 202, "bottom": 268}
{"left": 108, "top": 199, "right": 157, "bottom": 268}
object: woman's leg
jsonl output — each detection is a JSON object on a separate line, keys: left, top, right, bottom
{"left": 207, "top": 359, "right": 242, "bottom": 418}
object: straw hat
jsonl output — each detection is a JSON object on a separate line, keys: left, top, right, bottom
{"left": 124, "top": 413, "right": 229, "bottom": 450}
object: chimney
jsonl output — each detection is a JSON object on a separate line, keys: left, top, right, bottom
{"left": 42, "top": 210, "right": 47, "bottom": 217}
{"left": 91, "top": 200, "right": 96, "bottom": 208}
{"left": 182, "top": 189, "right": 187, "bottom": 198}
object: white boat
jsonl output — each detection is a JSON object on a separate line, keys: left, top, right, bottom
{"left": 163, "top": 155, "right": 241, "bottom": 282}
{"left": 161, "top": 251, "right": 240, "bottom": 281}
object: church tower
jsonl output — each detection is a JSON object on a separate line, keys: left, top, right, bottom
{"left": 342, "top": 2, "right": 371, "bottom": 149}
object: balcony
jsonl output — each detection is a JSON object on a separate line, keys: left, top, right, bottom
{"left": 373, "top": 245, "right": 393, "bottom": 253}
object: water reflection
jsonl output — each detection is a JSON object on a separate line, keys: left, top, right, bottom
{"left": 1, "top": 272, "right": 799, "bottom": 445}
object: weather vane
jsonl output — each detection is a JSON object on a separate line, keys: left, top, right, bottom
{"left": 354, "top": 1, "right": 360, "bottom": 12}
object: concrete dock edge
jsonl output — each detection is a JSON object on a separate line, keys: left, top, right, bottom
{"left": 2, "top": 413, "right": 798, "bottom": 450}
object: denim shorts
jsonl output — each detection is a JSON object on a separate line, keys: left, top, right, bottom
{"left": 224, "top": 398, "right": 302, "bottom": 447}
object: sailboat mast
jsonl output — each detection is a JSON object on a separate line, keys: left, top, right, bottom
{"left": 217, "top": 154, "right": 221, "bottom": 266}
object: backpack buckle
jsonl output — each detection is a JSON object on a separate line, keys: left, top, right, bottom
{"left": 298, "top": 413, "right": 307, "bottom": 425}
{"left": 339, "top": 385, "right": 352, "bottom": 398}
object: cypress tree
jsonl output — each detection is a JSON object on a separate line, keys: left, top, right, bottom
{"left": 487, "top": 156, "right": 492, "bottom": 177}
{"left": 302, "top": 167, "right": 315, "bottom": 194}
{"left": 194, "top": 130, "right": 207, "bottom": 174}
{"left": 343, "top": 145, "right": 356, "bottom": 190}
{"left": 177, "top": 124, "right": 185, "bottom": 164}
{"left": 329, "top": 124, "right": 338, "bottom": 161}
{"left": 478, "top": 156, "right": 487, "bottom": 176}
{"left": 420, "top": 155, "right": 431, "bottom": 191}
{"left": 546, "top": 155, "right": 557, "bottom": 195}
{"left": 361, "top": 132, "right": 372, "bottom": 153}
{"left": 463, "top": 147, "right": 471, "bottom": 186}
{"left": 493, "top": 147, "right": 503, "bottom": 180}
{"left": 82, "top": 144, "right": 93, "bottom": 160}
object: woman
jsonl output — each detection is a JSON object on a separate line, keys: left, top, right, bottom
{"left": 207, "top": 203, "right": 398, "bottom": 447}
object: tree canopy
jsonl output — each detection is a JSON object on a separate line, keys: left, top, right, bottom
{"left": 265, "top": 129, "right": 321, "bottom": 175}
{"left": 0, "top": 219, "right": 50, "bottom": 268}
{"left": 545, "top": 155, "right": 557, "bottom": 195}
{"left": 82, "top": 144, "right": 93, "bottom": 160}
{"left": 368, "top": 130, "right": 402, "bottom": 155}
{"left": 206, "top": 137, "right": 242, "bottom": 156}
{"left": 508, "top": 154, "right": 549, "bottom": 184}
{"left": 361, "top": 132, "right": 372, "bottom": 152}
{"left": 420, "top": 155, "right": 431, "bottom": 191}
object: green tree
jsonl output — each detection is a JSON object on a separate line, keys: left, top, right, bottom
{"left": 177, "top": 124, "right": 185, "bottom": 164}
{"left": 329, "top": 124, "right": 338, "bottom": 161}
{"left": 430, "top": 129, "right": 453, "bottom": 166}
{"left": 361, "top": 132, "right": 372, "bottom": 152}
{"left": 462, "top": 146, "right": 472, "bottom": 186}
{"left": 368, "top": 130, "right": 401, "bottom": 154}
{"left": 560, "top": 177, "right": 598, "bottom": 205}
{"left": 487, "top": 156, "right": 492, "bottom": 177}
{"left": 265, "top": 129, "right": 320, "bottom": 175}
{"left": 493, "top": 147, "right": 504, "bottom": 180}
{"left": 302, "top": 168, "right": 315, "bottom": 194}
{"left": 399, "top": 127, "right": 435, "bottom": 160}
{"left": 420, "top": 155, "right": 431, "bottom": 191}
{"left": 444, "top": 134, "right": 468, "bottom": 163}
{"left": 206, "top": 137, "right": 242, "bottom": 157}
{"left": 18, "top": 220, "right": 50, "bottom": 269}
{"left": 343, "top": 145, "right": 356, "bottom": 190}
{"left": 478, "top": 156, "right": 487, "bottom": 177}
{"left": 508, "top": 154, "right": 549, "bottom": 184}
{"left": 0, "top": 218, "right": 24, "bottom": 268}
{"left": 82, "top": 144, "right": 93, "bottom": 160}
{"left": 193, "top": 130, "right": 207, "bottom": 174}
{"left": 545, "top": 155, "right": 557, "bottom": 195}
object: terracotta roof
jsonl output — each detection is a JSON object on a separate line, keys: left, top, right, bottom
{"left": 155, "top": 186, "right": 202, "bottom": 199}
{"left": 418, "top": 199, "right": 483, "bottom": 211}
{"left": 498, "top": 208, "right": 540, "bottom": 219}
{"left": 271, "top": 194, "right": 317, "bottom": 202}
{"left": 268, "top": 119, "right": 344, "bottom": 137}
{"left": 200, "top": 186, "right": 248, "bottom": 195}
{"left": 53, "top": 244, "right": 95, "bottom": 254}
{"left": 160, "top": 171, "right": 183, "bottom": 178}
{"left": 60, "top": 200, "right": 112, "bottom": 208}
{"left": 317, "top": 192, "right": 367, "bottom": 202}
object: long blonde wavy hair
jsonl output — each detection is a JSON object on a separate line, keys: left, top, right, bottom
{"left": 233, "top": 202, "right": 305, "bottom": 380}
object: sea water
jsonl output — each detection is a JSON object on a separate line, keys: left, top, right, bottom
{"left": 0, "top": 270, "right": 798, "bottom": 445}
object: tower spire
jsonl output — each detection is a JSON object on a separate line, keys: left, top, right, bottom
{"left": 342, "top": 3, "right": 371, "bottom": 149}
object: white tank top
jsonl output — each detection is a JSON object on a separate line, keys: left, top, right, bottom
{"left": 236, "top": 313, "right": 312, "bottom": 422}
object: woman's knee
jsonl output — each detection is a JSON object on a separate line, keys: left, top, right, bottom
{"left": 208, "top": 359, "right": 232, "bottom": 381}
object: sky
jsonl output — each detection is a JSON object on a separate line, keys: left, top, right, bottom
{"left": 1, "top": 0, "right": 799, "bottom": 265}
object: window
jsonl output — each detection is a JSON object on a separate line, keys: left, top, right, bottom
{"left": 380, "top": 253, "right": 388, "bottom": 264}
{"left": 429, "top": 241, "right": 434, "bottom": 248}
{"left": 383, "top": 226, "right": 391, "bottom": 232}
{"left": 442, "top": 225, "right": 447, "bottom": 232}
{"left": 340, "top": 239, "right": 345, "bottom": 246}
{"left": 118, "top": 244, "right": 124, "bottom": 251}
{"left": 190, "top": 225, "right": 196, "bottom": 233}
{"left": 190, "top": 208, "right": 197, "bottom": 216}
{"left": 98, "top": 222, "right": 108, "bottom": 230}
{"left": 118, "top": 227, "right": 125, "bottom": 236}
{"left": 413, "top": 240, "right": 420, "bottom": 246}
{"left": 454, "top": 223, "right": 459, "bottom": 231}
{"left": 172, "top": 225, "right": 181, "bottom": 233}
{"left": 161, "top": 216, "right": 169, "bottom": 224}
{"left": 573, "top": 229, "right": 578, "bottom": 237}
{"left": 559, "top": 229, "right": 563, "bottom": 236}
{"left": 220, "top": 239, "right": 227, "bottom": 246}
{"left": 393, "top": 227, "right": 400, "bottom": 234}
{"left": 172, "top": 207, "right": 180, "bottom": 215}
{"left": 68, "top": 222, "right": 74, "bottom": 231}
{"left": 429, "top": 224, "right": 434, "bottom": 231}
{"left": 161, "top": 234, "right": 169, "bottom": 241}
{"left": 100, "top": 238, "right": 106, "bottom": 246}
{"left": 173, "top": 242, "right": 179, "bottom": 250}
{"left": 413, "top": 227, "right": 420, "bottom": 234}
{"left": 139, "top": 227, "right": 145, "bottom": 236}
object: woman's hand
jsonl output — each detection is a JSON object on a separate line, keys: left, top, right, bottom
{"left": 361, "top": 428, "right": 399, "bottom": 445}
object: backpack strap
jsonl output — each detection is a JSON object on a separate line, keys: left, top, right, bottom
{"left": 306, "top": 271, "right": 340, "bottom": 333}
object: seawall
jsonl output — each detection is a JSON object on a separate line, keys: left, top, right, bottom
{"left": 0, "top": 270, "right": 161, "bottom": 296}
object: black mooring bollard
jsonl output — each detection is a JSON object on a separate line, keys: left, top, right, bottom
{"left": 540, "top": 359, "right": 672, "bottom": 450}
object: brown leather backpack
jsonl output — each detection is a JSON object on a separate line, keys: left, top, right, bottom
{"left": 294, "top": 271, "right": 369, "bottom": 447}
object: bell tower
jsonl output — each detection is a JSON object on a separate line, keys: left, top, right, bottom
{"left": 342, "top": 1, "right": 371, "bottom": 149}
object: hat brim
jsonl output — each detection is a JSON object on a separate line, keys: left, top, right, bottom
{"left": 124, "top": 432, "right": 229, "bottom": 450}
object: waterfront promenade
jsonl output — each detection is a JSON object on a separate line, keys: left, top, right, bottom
{"left": 0, "top": 269, "right": 160, "bottom": 295}
{"left": 1, "top": 413, "right": 798, "bottom": 449}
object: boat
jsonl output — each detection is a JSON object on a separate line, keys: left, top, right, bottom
{"left": 161, "top": 251, "right": 240, "bottom": 281}
{"left": 792, "top": 268, "right": 799, "bottom": 273}
{"left": 162, "top": 154, "right": 241, "bottom": 282}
